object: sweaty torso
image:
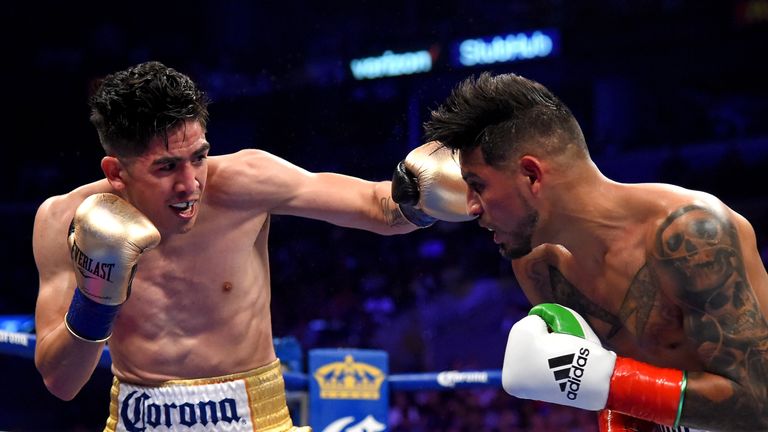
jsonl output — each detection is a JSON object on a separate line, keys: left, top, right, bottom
{"left": 110, "top": 207, "right": 273, "bottom": 384}
{"left": 77, "top": 158, "right": 277, "bottom": 385}
{"left": 512, "top": 183, "right": 768, "bottom": 372}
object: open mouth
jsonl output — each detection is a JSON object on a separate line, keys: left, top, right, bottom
{"left": 169, "top": 200, "right": 196, "bottom": 217}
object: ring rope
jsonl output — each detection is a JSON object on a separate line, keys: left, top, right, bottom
{"left": 1, "top": 330, "right": 502, "bottom": 391}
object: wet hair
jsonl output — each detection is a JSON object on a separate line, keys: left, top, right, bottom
{"left": 424, "top": 72, "right": 588, "bottom": 168}
{"left": 88, "top": 61, "right": 210, "bottom": 158}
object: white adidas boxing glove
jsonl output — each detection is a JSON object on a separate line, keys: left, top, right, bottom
{"left": 502, "top": 303, "right": 617, "bottom": 410}
{"left": 502, "top": 303, "right": 687, "bottom": 429}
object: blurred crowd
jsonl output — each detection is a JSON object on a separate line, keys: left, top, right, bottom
{"left": 390, "top": 390, "right": 598, "bottom": 432}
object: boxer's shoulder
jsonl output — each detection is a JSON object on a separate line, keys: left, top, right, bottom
{"left": 626, "top": 183, "right": 740, "bottom": 249}
{"left": 629, "top": 183, "right": 723, "bottom": 216}
{"left": 207, "top": 149, "right": 285, "bottom": 175}
{"left": 35, "top": 179, "right": 114, "bottom": 227}
{"left": 205, "top": 149, "right": 302, "bottom": 198}
{"left": 204, "top": 149, "right": 335, "bottom": 218}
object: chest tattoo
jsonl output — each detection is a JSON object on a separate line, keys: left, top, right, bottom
{"left": 615, "top": 264, "right": 658, "bottom": 339}
{"left": 548, "top": 264, "right": 658, "bottom": 340}
{"left": 548, "top": 266, "right": 623, "bottom": 338}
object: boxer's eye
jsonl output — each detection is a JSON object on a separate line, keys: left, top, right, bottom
{"left": 469, "top": 182, "right": 484, "bottom": 194}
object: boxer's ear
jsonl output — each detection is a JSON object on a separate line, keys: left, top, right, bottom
{"left": 519, "top": 155, "right": 542, "bottom": 194}
{"left": 102, "top": 156, "right": 126, "bottom": 191}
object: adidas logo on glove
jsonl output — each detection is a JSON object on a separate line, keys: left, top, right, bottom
{"left": 548, "top": 348, "right": 590, "bottom": 401}
{"left": 502, "top": 304, "right": 617, "bottom": 411}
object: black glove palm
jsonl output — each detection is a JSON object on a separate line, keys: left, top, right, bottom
{"left": 391, "top": 161, "right": 437, "bottom": 227}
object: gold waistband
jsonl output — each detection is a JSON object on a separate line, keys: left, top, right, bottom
{"left": 104, "top": 359, "right": 309, "bottom": 431}
{"left": 154, "top": 358, "right": 284, "bottom": 387}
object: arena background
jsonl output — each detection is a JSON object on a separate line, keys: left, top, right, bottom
{"left": 1, "top": 1, "right": 767, "bottom": 430}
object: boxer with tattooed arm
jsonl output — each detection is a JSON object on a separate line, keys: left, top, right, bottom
{"left": 402, "top": 72, "right": 768, "bottom": 431}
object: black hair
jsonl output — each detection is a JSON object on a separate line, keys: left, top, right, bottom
{"left": 88, "top": 61, "right": 210, "bottom": 158}
{"left": 424, "top": 72, "right": 587, "bottom": 167}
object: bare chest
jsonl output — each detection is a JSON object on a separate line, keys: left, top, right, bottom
{"left": 116, "top": 212, "right": 271, "bottom": 334}
{"left": 105, "top": 209, "right": 279, "bottom": 381}
{"left": 516, "top": 247, "right": 701, "bottom": 368}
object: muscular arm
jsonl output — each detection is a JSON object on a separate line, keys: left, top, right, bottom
{"left": 652, "top": 204, "right": 768, "bottom": 430}
{"left": 33, "top": 195, "right": 106, "bottom": 401}
{"left": 512, "top": 205, "right": 768, "bottom": 429}
{"left": 220, "top": 150, "right": 418, "bottom": 234}
{"left": 276, "top": 171, "right": 414, "bottom": 234}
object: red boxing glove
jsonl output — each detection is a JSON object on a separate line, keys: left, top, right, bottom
{"left": 607, "top": 357, "right": 687, "bottom": 427}
{"left": 598, "top": 410, "right": 656, "bottom": 432}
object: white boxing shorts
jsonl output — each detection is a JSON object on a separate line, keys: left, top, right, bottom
{"left": 104, "top": 358, "right": 311, "bottom": 431}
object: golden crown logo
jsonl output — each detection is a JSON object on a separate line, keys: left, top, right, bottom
{"left": 313, "top": 355, "right": 385, "bottom": 400}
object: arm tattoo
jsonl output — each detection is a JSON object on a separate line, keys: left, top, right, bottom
{"left": 654, "top": 204, "right": 768, "bottom": 429}
{"left": 379, "top": 197, "right": 410, "bottom": 227}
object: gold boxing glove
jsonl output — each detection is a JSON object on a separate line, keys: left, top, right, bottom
{"left": 392, "top": 141, "right": 476, "bottom": 226}
{"left": 65, "top": 193, "right": 161, "bottom": 341}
